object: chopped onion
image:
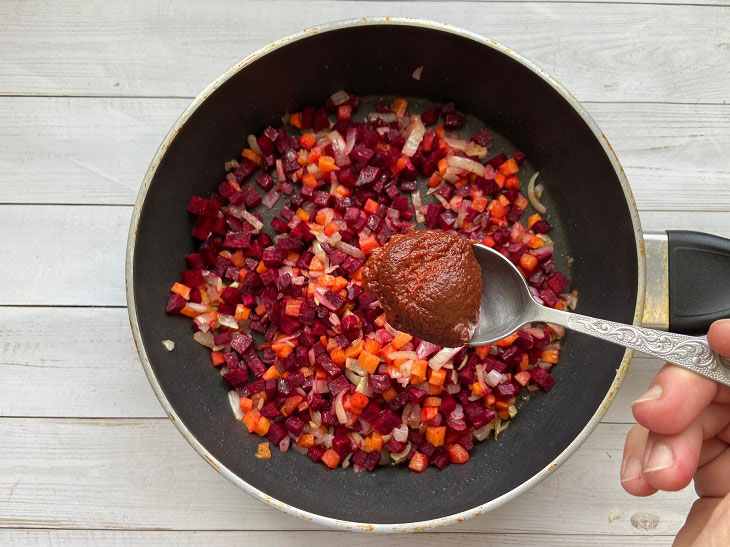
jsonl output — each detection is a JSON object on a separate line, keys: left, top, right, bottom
{"left": 186, "top": 301, "right": 208, "bottom": 314}
{"left": 445, "top": 138, "right": 488, "bottom": 159}
{"left": 428, "top": 346, "right": 462, "bottom": 370}
{"left": 330, "top": 90, "right": 350, "bottom": 106}
{"left": 334, "top": 389, "right": 348, "bottom": 424}
{"left": 391, "top": 442, "right": 412, "bottom": 463}
{"left": 401, "top": 115, "right": 426, "bottom": 157}
{"left": 240, "top": 210, "right": 263, "bottom": 231}
{"left": 279, "top": 436, "right": 291, "bottom": 453}
{"left": 368, "top": 112, "right": 397, "bottom": 123}
{"left": 345, "top": 369, "right": 363, "bottom": 386}
{"left": 247, "top": 134, "right": 263, "bottom": 156}
{"left": 345, "top": 127, "right": 357, "bottom": 154}
{"left": 161, "top": 339, "right": 175, "bottom": 352}
{"left": 410, "top": 191, "right": 425, "bottom": 223}
{"left": 193, "top": 330, "right": 215, "bottom": 349}
{"left": 393, "top": 424, "right": 409, "bottom": 443}
{"left": 217, "top": 314, "right": 238, "bottom": 329}
{"left": 446, "top": 155, "right": 486, "bottom": 176}
{"left": 486, "top": 369, "right": 505, "bottom": 387}
{"left": 228, "top": 390, "right": 243, "bottom": 421}
{"left": 473, "top": 421, "right": 495, "bottom": 441}
{"left": 356, "top": 375, "right": 374, "bottom": 397}
{"left": 411, "top": 65, "right": 424, "bottom": 80}
{"left": 334, "top": 240, "right": 365, "bottom": 259}
{"left": 388, "top": 350, "right": 418, "bottom": 361}
{"left": 261, "top": 189, "right": 280, "bottom": 209}
{"left": 275, "top": 159, "right": 285, "bottom": 182}
{"left": 345, "top": 358, "right": 369, "bottom": 376}
{"left": 527, "top": 171, "right": 547, "bottom": 214}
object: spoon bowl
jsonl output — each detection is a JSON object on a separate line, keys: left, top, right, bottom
{"left": 468, "top": 244, "right": 730, "bottom": 386}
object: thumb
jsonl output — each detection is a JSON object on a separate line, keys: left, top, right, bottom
{"left": 707, "top": 319, "right": 730, "bottom": 357}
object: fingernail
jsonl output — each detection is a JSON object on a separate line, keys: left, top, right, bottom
{"left": 633, "top": 384, "right": 663, "bottom": 405}
{"left": 620, "top": 456, "right": 642, "bottom": 482}
{"left": 644, "top": 442, "right": 673, "bottom": 473}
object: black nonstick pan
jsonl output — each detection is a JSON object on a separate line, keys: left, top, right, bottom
{"left": 126, "top": 18, "right": 730, "bottom": 532}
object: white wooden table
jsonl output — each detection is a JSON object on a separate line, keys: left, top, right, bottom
{"left": 1, "top": 1, "right": 729, "bottom": 545}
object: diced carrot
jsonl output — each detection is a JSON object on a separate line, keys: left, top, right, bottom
{"left": 504, "top": 175, "right": 520, "bottom": 190}
{"left": 254, "top": 304, "right": 266, "bottom": 317}
{"left": 470, "top": 381, "right": 485, "bottom": 395}
{"left": 514, "top": 370, "right": 531, "bottom": 387}
{"left": 256, "top": 261, "right": 268, "bottom": 275}
{"left": 299, "top": 133, "right": 317, "bottom": 150}
{"left": 297, "top": 433, "right": 314, "bottom": 448}
{"left": 380, "top": 343, "right": 397, "bottom": 363}
{"left": 171, "top": 282, "right": 191, "bottom": 300}
{"left": 235, "top": 398, "right": 251, "bottom": 413}
{"left": 281, "top": 395, "right": 303, "bottom": 417}
{"left": 351, "top": 267, "right": 363, "bottom": 282}
{"left": 179, "top": 306, "right": 199, "bottom": 318}
{"left": 329, "top": 346, "right": 346, "bottom": 367}
{"left": 242, "top": 148, "right": 262, "bottom": 165}
{"left": 437, "top": 157, "right": 449, "bottom": 176}
{"left": 410, "top": 359, "right": 427, "bottom": 380}
{"left": 253, "top": 416, "right": 270, "bottom": 436}
{"left": 309, "top": 256, "right": 325, "bottom": 272}
{"left": 541, "top": 349, "right": 560, "bottom": 364}
{"left": 527, "top": 235, "right": 545, "bottom": 249}
{"left": 362, "top": 199, "right": 379, "bottom": 214}
{"left": 419, "top": 406, "right": 438, "bottom": 422}
{"left": 495, "top": 400, "right": 510, "bottom": 411}
{"left": 301, "top": 173, "right": 318, "bottom": 189}
{"left": 285, "top": 299, "right": 302, "bottom": 317}
{"left": 363, "top": 338, "right": 382, "bottom": 355}
{"left": 358, "top": 350, "right": 380, "bottom": 374}
{"left": 427, "top": 172, "right": 442, "bottom": 188}
{"left": 391, "top": 332, "right": 413, "bottom": 350}
{"left": 495, "top": 333, "right": 519, "bottom": 347}
{"left": 423, "top": 397, "right": 442, "bottom": 408}
{"left": 472, "top": 195, "right": 488, "bottom": 212}
{"left": 262, "top": 366, "right": 281, "bottom": 381}
{"left": 210, "top": 351, "right": 226, "bottom": 367}
{"left": 289, "top": 112, "right": 302, "bottom": 128}
{"left": 372, "top": 312, "right": 386, "bottom": 327}
{"left": 382, "top": 386, "right": 398, "bottom": 402}
{"left": 447, "top": 443, "right": 470, "bottom": 464}
{"left": 519, "top": 354, "right": 530, "bottom": 371}
{"left": 365, "top": 431, "right": 384, "bottom": 452}
{"left": 527, "top": 213, "right": 542, "bottom": 229}
{"left": 429, "top": 384, "right": 444, "bottom": 395}
{"left": 359, "top": 234, "right": 379, "bottom": 255}
{"left": 324, "top": 222, "right": 340, "bottom": 237}
{"left": 408, "top": 451, "right": 429, "bottom": 472}
{"left": 520, "top": 253, "right": 538, "bottom": 272}
{"left": 481, "top": 235, "right": 496, "bottom": 248}
{"left": 494, "top": 172, "right": 506, "bottom": 188}
{"left": 426, "top": 426, "right": 446, "bottom": 447}
{"left": 496, "top": 410, "right": 509, "bottom": 420}
{"left": 332, "top": 276, "right": 349, "bottom": 292}
{"left": 429, "top": 368, "right": 447, "bottom": 386}
{"left": 234, "top": 304, "right": 251, "bottom": 321}
{"left": 434, "top": 124, "right": 446, "bottom": 139}
{"left": 484, "top": 393, "right": 496, "bottom": 408}
{"left": 487, "top": 199, "right": 506, "bottom": 219}
{"left": 242, "top": 409, "right": 261, "bottom": 433}
{"left": 345, "top": 339, "right": 363, "bottom": 359}
{"left": 254, "top": 441, "right": 271, "bottom": 460}
{"left": 475, "top": 345, "right": 491, "bottom": 359}
{"left": 318, "top": 156, "right": 339, "bottom": 174}
{"left": 350, "top": 392, "right": 369, "bottom": 410}
{"left": 321, "top": 448, "right": 341, "bottom": 469}
{"left": 514, "top": 194, "right": 529, "bottom": 211}
{"left": 554, "top": 300, "right": 565, "bottom": 311}
{"left": 498, "top": 158, "right": 519, "bottom": 176}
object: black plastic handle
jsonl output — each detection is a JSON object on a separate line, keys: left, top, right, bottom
{"left": 667, "top": 230, "right": 730, "bottom": 334}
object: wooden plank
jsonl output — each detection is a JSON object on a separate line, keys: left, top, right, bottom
{"left": 1, "top": 1, "right": 728, "bottom": 103}
{"left": 0, "top": 206, "right": 726, "bottom": 307}
{"left": 1, "top": 98, "right": 728, "bottom": 210}
{"left": 0, "top": 419, "right": 694, "bottom": 534}
{"left": 0, "top": 306, "right": 656, "bottom": 421}
{"left": 0, "top": 529, "right": 675, "bottom": 546}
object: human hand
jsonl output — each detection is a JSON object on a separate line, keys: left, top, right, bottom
{"left": 620, "top": 320, "right": 730, "bottom": 545}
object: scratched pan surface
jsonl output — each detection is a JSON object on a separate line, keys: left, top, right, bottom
{"left": 128, "top": 20, "right": 641, "bottom": 530}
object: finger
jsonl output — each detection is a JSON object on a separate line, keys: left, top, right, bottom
{"left": 698, "top": 436, "right": 728, "bottom": 467}
{"left": 620, "top": 424, "right": 658, "bottom": 496}
{"left": 641, "top": 403, "right": 730, "bottom": 492}
{"left": 686, "top": 494, "right": 730, "bottom": 547}
{"left": 696, "top": 447, "right": 730, "bottom": 498}
{"left": 707, "top": 319, "right": 730, "bottom": 356}
{"left": 633, "top": 363, "right": 718, "bottom": 435}
{"left": 673, "top": 497, "right": 724, "bottom": 547}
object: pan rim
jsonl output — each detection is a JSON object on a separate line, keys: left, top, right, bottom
{"left": 126, "top": 16, "right": 645, "bottom": 533}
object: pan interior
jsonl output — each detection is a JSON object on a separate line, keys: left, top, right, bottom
{"left": 132, "top": 23, "right": 638, "bottom": 525}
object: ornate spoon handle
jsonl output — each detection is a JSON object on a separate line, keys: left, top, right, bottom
{"left": 536, "top": 308, "right": 730, "bottom": 386}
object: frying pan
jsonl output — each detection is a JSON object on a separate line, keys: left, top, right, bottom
{"left": 126, "top": 18, "right": 730, "bottom": 532}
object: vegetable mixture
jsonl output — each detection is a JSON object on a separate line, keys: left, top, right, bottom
{"left": 165, "top": 91, "right": 574, "bottom": 472}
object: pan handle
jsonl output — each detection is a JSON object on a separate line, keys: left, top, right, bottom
{"left": 666, "top": 230, "right": 730, "bottom": 334}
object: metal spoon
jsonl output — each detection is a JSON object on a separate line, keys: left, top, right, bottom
{"left": 468, "top": 244, "right": 730, "bottom": 387}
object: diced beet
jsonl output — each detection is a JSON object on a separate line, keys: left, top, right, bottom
{"left": 373, "top": 409, "right": 402, "bottom": 434}
{"left": 223, "top": 231, "right": 252, "bottom": 249}
{"left": 256, "top": 173, "right": 274, "bottom": 190}
{"left": 214, "top": 331, "right": 232, "bottom": 347}
{"left": 223, "top": 351, "right": 240, "bottom": 369}
{"left": 266, "top": 422, "right": 287, "bottom": 446}
{"left": 421, "top": 107, "right": 439, "bottom": 125}
{"left": 219, "top": 286, "right": 241, "bottom": 306}
{"left": 443, "top": 112, "right": 465, "bottom": 128}
{"left": 248, "top": 357, "right": 266, "bottom": 377}
{"left": 363, "top": 450, "right": 381, "bottom": 471}
{"left": 317, "top": 352, "right": 341, "bottom": 377}
{"left": 180, "top": 269, "right": 204, "bottom": 287}
{"left": 513, "top": 151, "right": 526, "bottom": 165}
{"left": 222, "top": 368, "right": 249, "bottom": 387}
{"left": 285, "top": 415, "right": 305, "bottom": 436}
{"left": 313, "top": 108, "right": 330, "bottom": 132}
{"left": 328, "top": 375, "right": 349, "bottom": 396}
{"left": 261, "top": 247, "right": 285, "bottom": 268}
{"left": 546, "top": 271, "right": 570, "bottom": 294}
{"left": 187, "top": 196, "right": 220, "bottom": 218}
{"left": 165, "top": 294, "right": 186, "bottom": 315}
{"left": 540, "top": 288, "right": 559, "bottom": 307}
{"left": 385, "top": 438, "right": 407, "bottom": 453}
{"left": 367, "top": 374, "right": 391, "bottom": 394}
{"left": 531, "top": 366, "right": 556, "bottom": 392}
{"left": 241, "top": 184, "right": 262, "bottom": 208}
{"left": 261, "top": 401, "right": 280, "bottom": 418}
{"left": 341, "top": 255, "right": 365, "bottom": 275}
{"left": 404, "top": 387, "right": 427, "bottom": 404}
{"left": 532, "top": 219, "right": 553, "bottom": 234}
{"left": 332, "top": 435, "right": 352, "bottom": 457}
{"left": 233, "top": 158, "right": 257, "bottom": 182}
{"left": 439, "top": 394, "right": 457, "bottom": 416}
{"left": 230, "top": 333, "right": 253, "bottom": 355}
{"left": 470, "top": 127, "right": 492, "bottom": 147}
{"left": 424, "top": 203, "right": 443, "bottom": 228}
{"left": 496, "top": 383, "right": 518, "bottom": 397}
{"left": 356, "top": 165, "right": 380, "bottom": 188}
{"left": 431, "top": 448, "right": 450, "bottom": 470}
{"left": 307, "top": 445, "right": 326, "bottom": 463}
{"left": 437, "top": 211, "right": 457, "bottom": 230}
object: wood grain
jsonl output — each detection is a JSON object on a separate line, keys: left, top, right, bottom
{"left": 0, "top": 418, "right": 694, "bottom": 535}
{"left": 1, "top": 98, "right": 728, "bottom": 209}
{"left": 0, "top": 307, "right": 660, "bottom": 420}
{"left": 1, "top": 1, "right": 729, "bottom": 102}
{"left": 0, "top": 529, "right": 676, "bottom": 546}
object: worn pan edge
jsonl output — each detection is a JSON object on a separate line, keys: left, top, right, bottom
{"left": 125, "top": 16, "right": 646, "bottom": 534}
